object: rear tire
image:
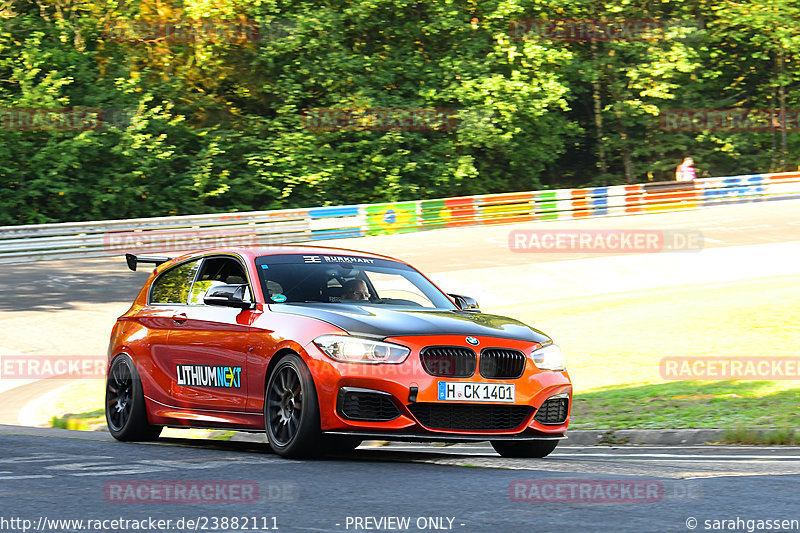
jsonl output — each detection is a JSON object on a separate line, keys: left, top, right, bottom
{"left": 491, "top": 439, "right": 559, "bottom": 458}
{"left": 264, "top": 354, "right": 322, "bottom": 458}
{"left": 105, "top": 354, "right": 162, "bottom": 441}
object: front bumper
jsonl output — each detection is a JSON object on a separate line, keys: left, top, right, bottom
{"left": 321, "top": 430, "right": 567, "bottom": 443}
{"left": 305, "top": 334, "right": 572, "bottom": 438}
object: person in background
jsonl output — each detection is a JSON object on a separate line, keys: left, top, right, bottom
{"left": 676, "top": 157, "right": 696, "bottom": 182}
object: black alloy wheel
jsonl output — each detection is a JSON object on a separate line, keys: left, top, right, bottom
{"left": 106, "top": 354, "right": 162, "bottom": 441}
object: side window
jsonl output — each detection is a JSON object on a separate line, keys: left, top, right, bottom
{"left": 189, "top": 257, "right": 251, "bottom": 305}
{"left": 150, "top": 260, "right": 201, "bottom": 304}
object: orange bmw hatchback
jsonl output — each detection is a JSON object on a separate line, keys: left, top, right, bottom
{"left": 106, "top": 246, "right": 571, "bottom": 458}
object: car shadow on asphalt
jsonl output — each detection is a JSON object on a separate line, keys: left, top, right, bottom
{"left": 152, "top": 436, "right": 482, "bottom": 462}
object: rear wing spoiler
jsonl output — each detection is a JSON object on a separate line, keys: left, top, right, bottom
{"left": 126, "top": 253, "right": 172, "bottom": 272}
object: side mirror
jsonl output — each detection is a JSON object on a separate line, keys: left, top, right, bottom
{"left": 204, "top": 284, "right": 253, "bottom": 310}
{"left": 448, "top": 293, "right": 480, "bottom": 312}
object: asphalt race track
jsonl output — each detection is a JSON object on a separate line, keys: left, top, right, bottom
{"left": 2, "top": 426, "right": 800, "bottom": 533}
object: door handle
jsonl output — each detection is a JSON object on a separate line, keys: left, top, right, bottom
{"left": 172, "top": 313, "right": 188, "bottom": 324}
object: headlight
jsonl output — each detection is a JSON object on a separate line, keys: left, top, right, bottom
{"left": 531, "top": 344, "right": 565, "bottom": 371}
{"left": 313, "top": 335, "right": 410, "bottom": 364}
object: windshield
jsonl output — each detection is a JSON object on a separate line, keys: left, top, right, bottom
{"left": 255, "top": 253, "right": 456, "bottom": 310}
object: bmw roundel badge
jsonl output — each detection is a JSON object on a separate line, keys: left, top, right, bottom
{"left": 466, "top": 336, "right": 479, "bottom": 346}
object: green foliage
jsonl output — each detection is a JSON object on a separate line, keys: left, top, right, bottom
{"left": 1, "top": 0, "right": 799, "bottom": 224}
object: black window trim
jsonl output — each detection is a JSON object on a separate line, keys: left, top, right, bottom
{"left": 148, "top": 252, "right": 256, "bottom": 307}
{"left": 148, "top": 257, "right": 202, "bottom": 307}
{"left": 186, "top": 254, "right": 254, "bottom": 307}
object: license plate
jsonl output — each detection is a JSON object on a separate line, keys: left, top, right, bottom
{"left": 437, "top": 382, "right": 515, "bottom": 403}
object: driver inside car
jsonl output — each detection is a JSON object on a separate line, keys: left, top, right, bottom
{"left": 341, "top": 278, "right": 370, "bottom": 301}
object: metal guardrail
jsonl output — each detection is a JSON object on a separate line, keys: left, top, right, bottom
{"left": 2, "top": 171, "right": 799, "bottom": 264}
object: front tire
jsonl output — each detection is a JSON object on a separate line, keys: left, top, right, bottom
{"left": 264, "top": 354, "right": 322, "bottom": 458}
{"left": 105, "top": 354, "right": 162, "bottom": 441}
{"left": 491, "top": 439, "right": 559, "bottom": 458}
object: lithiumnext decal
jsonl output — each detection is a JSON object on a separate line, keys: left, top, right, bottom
{"left": 176, "top": 365, "right": 242, "bottom": 388}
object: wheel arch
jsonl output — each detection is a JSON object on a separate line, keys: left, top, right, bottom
{"left": 263, "top": 347, "right": 319, "bottom": 394}
{"left": 262, "top": 348, "right": 324, "bottom": 457}
{"left": 109, "top": 350, "right": 154, "bottom": 398}
{"left": 105, "top": 351, "right": 162, "bottom": 440}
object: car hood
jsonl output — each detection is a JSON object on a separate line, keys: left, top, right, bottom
{"left": 272, "top": 303, "right": 551, "bottom": 344}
